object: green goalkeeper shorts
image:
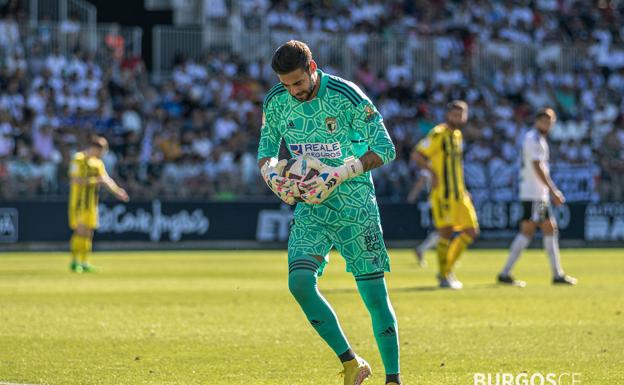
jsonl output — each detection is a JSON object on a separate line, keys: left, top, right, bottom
{"left": 287, "top": 185, "right": 390, "bottom": 277}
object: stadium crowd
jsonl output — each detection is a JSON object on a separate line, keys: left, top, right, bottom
{"left": 0, "top": 0, "right": 623, "bottom": 202}
{"left": 246, "top": 0, "right": 624, "bottom": 46}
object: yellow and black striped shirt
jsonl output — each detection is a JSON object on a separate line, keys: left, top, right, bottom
{"left": 68, "top": 152, "right": 106, "bottom": 212}
{"left": 415, "top": 123, "right": 466, "bottom": 203}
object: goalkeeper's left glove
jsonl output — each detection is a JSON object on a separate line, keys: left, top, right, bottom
{"left": 260, "top": 158, "right": 298, "bottom": 205}
{"left": 299, "top": 156, "right": 363, "bottom": 204}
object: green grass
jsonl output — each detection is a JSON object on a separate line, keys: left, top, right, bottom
{"left": 0, "top": 248, "right": 622, "bottom": 385}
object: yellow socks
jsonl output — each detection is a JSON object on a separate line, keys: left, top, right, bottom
{"left": 437, "top": 237, "right": 450, "bottom": 278}
{"left": 446, "top": 233, "right": 474, "bottom": 272}
{"left": 70, "top": 234, "right": 92, "bottom": 264}
{"left": 70, "top": 234, "right": 82, "bottom": 261}
{"left": 80, "top": 237, "right": 92, "bottom": 265}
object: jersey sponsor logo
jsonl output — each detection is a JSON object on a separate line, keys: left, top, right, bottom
{"left": 289, "top": 142, "right": 343, "bottom": 158}
{"left": 325, "top": 117, "right": 337, "bottom": 133}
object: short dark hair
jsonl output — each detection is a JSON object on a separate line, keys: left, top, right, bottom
{"left": 536, "top": 107, "right": 556, "bottom": 120}
{"left": 271, "top": 40, "right": 312, "bottom": 74}
{"left": 447, "top": 100, "right": 468, "bottom": 112}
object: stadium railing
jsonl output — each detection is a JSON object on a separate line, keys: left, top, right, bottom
{"left": 144, "top": 0, "right": 174, "bottom": 11}
{"left": 151, "top": 27, "right": 440, "bottom": 81}
{"left": 151, "top": 27, "right": 592, "bottom": 81}
{"left": 152, "top": 25, "right": 204, "bottom": 82}
{"left": 23, "top": 0, "right": 96, "bottom": 26}
{"left": 1, "top": 22, "right": 143, "bottom": 67}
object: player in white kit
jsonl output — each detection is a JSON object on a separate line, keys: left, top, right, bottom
{"left": 497, "top": 108, "right": 577, "bottom": 286}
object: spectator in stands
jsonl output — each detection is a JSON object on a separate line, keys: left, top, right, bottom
{"left": 0, "top": 13, "right": 20, "bottom": 53}
{"left": 2, "top": 0, "right": 624, "bottom": 203}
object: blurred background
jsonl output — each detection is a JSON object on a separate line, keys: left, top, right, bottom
{"left": 0, "top": 0, "right": 622, "bottom": 247}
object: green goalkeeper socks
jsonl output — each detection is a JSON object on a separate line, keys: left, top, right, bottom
{"left": 288, "top": 268, "right": 400, "bottom": 376}
{"left": 356, "top": 275, "right": 400, "bottom": 376}
{"left": 288, "top": 270, "right": 351, "bottom": 356}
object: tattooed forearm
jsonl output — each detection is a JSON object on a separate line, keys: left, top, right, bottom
{"left": 359, "top": 151, "right": 384, "bottom": 172}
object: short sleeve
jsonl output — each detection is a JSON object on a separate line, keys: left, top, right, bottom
{"left": 69, "top": 158, "right": 81, "bottom": 178}
{"left": 415, "top": 132, "right": 439, "bottom": 158}
{"left": 95, "top": 160, "right": 108, "bottom": 177}
{"left": 526, "top": 136, "right": 546, "bottom": 161}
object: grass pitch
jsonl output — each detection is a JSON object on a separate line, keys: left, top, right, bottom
{"left": 0, "top": 248, "right": 622, "bottom": 385}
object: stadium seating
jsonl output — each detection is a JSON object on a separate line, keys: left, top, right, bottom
{"left": 0, "top": 0, "right": 622, "bottom": 203}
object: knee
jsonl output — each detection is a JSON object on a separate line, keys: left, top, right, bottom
{"left": 545, "top": 227, "right": 558, "bottom": 237}
{"left": 520, "top": 221, "right": 536, "bottom": 239}
{"left": 549, "top": 225, "right": 559, "bottom": 236}
{"left": 439, "top": 227, "right": 453, "bottom": 239}
{"left": 365, "top": 295, "right": 386, "bottom": 311}
{"left": 288, "top": 273, "right": 315, "bottom": 301}
{"left": 77, "top": 227, "right": 92, "bottom": 238}
{"left": 542, "top": 219, "right": 558, "bottom": 236}
{"left": 360, "top": 288, "right": 387, "bottom": 310}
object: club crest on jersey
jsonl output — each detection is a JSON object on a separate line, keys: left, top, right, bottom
{"left": 289, "top": 142, "right": 343, "bottom": 159}
{"left": 364, "top": 105, "right": 379, "bottom": 122}
{"left": 325, "top": 117, "right": 337, "bottom": 134}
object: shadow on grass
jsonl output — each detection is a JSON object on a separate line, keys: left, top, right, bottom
{"left": 324, "top": 282, "right": 501, "bottom": 294}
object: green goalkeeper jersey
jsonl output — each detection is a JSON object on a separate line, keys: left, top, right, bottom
{"left": 258, "top": 69, "right": 395, "bottom": 212}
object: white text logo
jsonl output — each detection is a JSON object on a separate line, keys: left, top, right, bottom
{"left": 474, "top": 372, "right": 581, "bottom": 385}
{"left": 98, "top": 200, "right": 209, "bottom": 241}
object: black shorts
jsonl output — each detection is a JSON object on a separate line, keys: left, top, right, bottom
{"left": 521, "top": 201, "right": 552, "bottom": 223}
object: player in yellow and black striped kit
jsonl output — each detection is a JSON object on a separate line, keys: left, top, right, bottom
{"left": 68, "top": 136, "right": 129, "bottom": 272}
{"left": 412, "top": 101, "right": 479, "bottom": 289}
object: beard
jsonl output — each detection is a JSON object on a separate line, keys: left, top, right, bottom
{"left": 294, "top": 73, "right": 316, "bottom": 101}
{"left": 449, "top": 120, "right": 466, "bottom": 129}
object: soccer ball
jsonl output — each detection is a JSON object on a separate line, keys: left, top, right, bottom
{"left": 281, "top": 156, "right": 320, "bottom": 201}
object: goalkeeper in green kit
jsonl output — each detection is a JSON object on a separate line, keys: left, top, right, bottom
{"left": 257, "top": 40, "right": 401, "bottom": 385}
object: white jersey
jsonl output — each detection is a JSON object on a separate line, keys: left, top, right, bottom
{"left": 519, "top": 129, "right": 550, "bottom": 201}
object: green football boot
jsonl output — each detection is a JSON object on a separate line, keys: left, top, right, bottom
{"left": 70, "top": 260, "right": 83, "bottom": 273}
{"left": 81, "top": 263, "right": 97, "bottom": 273}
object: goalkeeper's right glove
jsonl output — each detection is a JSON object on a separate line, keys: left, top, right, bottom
{"left": 260, "top": 158, "right": 297, "bottom": 205}
{"left": 299, "top": 156, "right": 363, "bottom": 204}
